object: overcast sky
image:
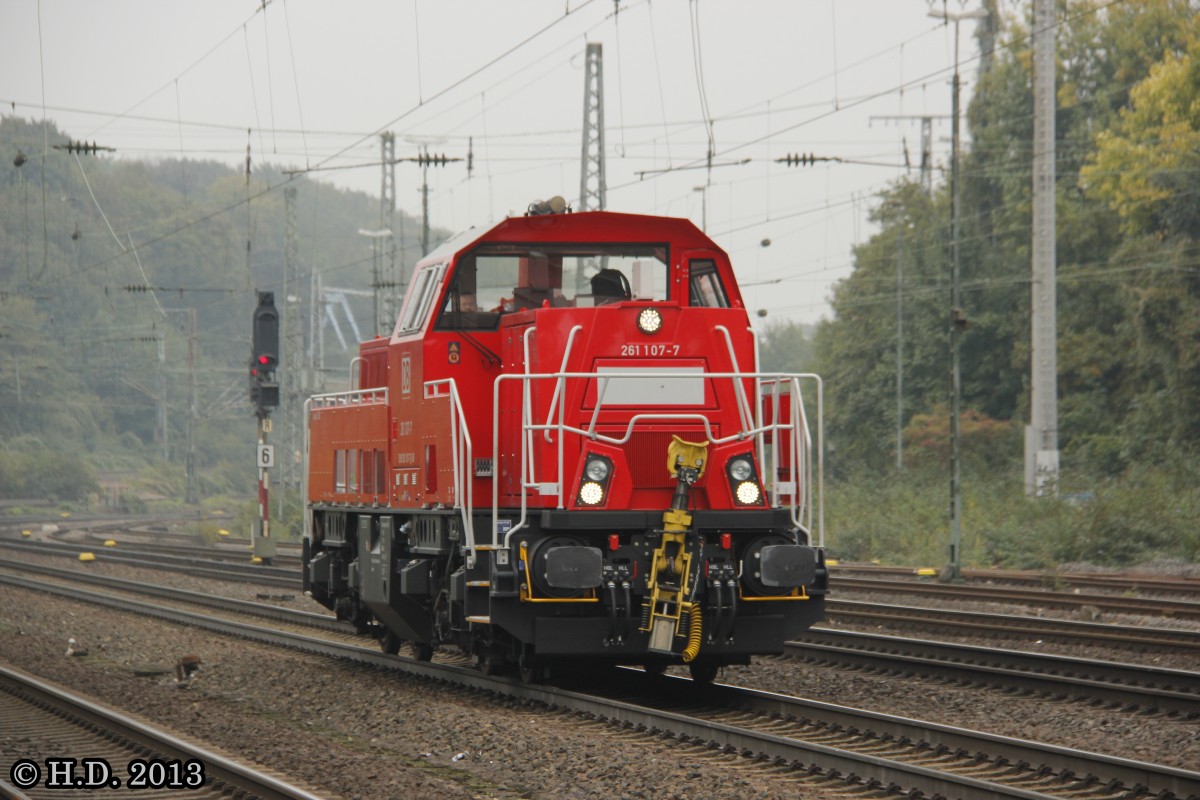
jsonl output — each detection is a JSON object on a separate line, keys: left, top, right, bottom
{"left": 1, "top": 0, "right": 990, "bottom": 325}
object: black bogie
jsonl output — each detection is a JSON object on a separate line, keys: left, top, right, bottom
{"left": 304, "top": 506, "right": 827, "bottom": 678}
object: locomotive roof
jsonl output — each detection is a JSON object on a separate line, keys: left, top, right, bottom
{"left": 416, "top": 210, "right": 723, "bottom": 269}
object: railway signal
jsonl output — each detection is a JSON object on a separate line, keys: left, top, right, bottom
{"left": 249, "top": 292, "right": 279, "bottom": 410}
{"left": 249, "top": 291, "right": 279, "bottom": 564}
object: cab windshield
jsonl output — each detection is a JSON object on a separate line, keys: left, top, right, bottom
{"left": 437, "top": 242, "right": 669, "bottom": 330}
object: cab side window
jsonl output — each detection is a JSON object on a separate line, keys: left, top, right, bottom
{"left": 689, "top": 259, "right": 729, "bottom": 308}
{"left": 395, "top": 264, "right": 444, "bottom": 335}
{"left": 435, "top": 254, "right": 518, "bottom": 330}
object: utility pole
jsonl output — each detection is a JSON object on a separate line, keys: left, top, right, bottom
{"left": 577, "top": 42, "right": 608, "bottom": 294}
{"left": 309, "top": 254, "right": 323, "bottom": 394}
{"left": 896, "top": 240, "right": 904, "bottom": 469}
{"left": 281, "top": 186, "right": 300, "bottom": 516}
{"left": 579, "top": 42, "right": 606, "bottom": 213}
{"left": 1027, "top": 0, "right": 1059, "bottom": 496}
{"left": 397, "top": 147, "right": 462, "bottom": 258}
{"left": 358, "top": 227, "right": 393, "bottom": 336}
{"left": 185, "top": 307, "right": 198, "bottom": 505}
{"left": 156, "top": 332, "right": 168, "bottom": 461}
{"left": 380, "top": 132, "right": 399, "bottom": 329}
{"left": 869, "top": 114, "right": 944, "bottom": 194}
{"left": 929, "top": 2, "right": 986, "bottom": 583}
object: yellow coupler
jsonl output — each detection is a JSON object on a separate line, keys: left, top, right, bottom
{"left": 643, "top": 437, "right": 708, "bottom": 661}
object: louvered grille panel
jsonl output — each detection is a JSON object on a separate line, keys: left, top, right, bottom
{"left": 608, "top": 429, "right": 714, "bottom": 488}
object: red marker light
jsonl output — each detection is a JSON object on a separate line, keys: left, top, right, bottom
{"left": 720, "top": 532, "right": 732, "bottom": 550}
{"left": 608, "top": 534, "right": 620, "bottom": 551}
{"left": 258, "top": 355, "right": 270, "bottom": 365}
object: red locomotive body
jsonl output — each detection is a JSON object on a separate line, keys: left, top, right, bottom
{"left": 304, "top": 203, "right": 827, "bottom": 681}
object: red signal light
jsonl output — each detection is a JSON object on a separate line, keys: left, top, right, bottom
{"left": 258, "top": 355, "right": 270, "bottom": 365}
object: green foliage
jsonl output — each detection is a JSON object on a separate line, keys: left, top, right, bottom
{"left": 0, "top": 113, "right": 433, "bottom": 507}
{"left": 901, "top": 406, "right": 1019, "bottom": 471}
{"left": 825, "top": 461, "right": 1198, "bottom": 569}
{"left": 757, "top": 320, "right": 817, "bottom": 374}
{"left": 813, "top": 2, "right": 1200, "bottom": 569}
{"left": 233, "top": 488, "right": 304, "bottom": 541}
{"left": 0, "top": 450, "right": 98, "bottom": 501}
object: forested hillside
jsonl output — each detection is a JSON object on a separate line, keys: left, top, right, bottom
{"left": 0, "top": 114, "right": 426, "bottom": 511}
{"left": 762, "top": 0, "right": 1199, "bottom": 567}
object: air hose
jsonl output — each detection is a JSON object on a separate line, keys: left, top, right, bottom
{"left": 681, "top": 602, "right": 703, "bottom": 662}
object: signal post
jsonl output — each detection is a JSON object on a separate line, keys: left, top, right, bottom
{"left": 250, "top": 292, "right": 280, "bottom": 565}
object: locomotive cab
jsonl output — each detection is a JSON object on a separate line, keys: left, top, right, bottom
{"left": 304, "top": 202, "right": 827, "bottom": 682}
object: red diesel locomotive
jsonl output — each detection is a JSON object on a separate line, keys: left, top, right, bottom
{"left": 303, "top": 199, "right": 827, "bottom": 682}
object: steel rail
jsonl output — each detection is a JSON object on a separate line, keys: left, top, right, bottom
{"left": 4, "top": 572, "right": 1198, "bottom": 800}
{"left": 0, "top": 665, "right": 327, "bottom": 800}
{"left": 11, "top": 536, "right": 1198, "bottom": 658}
{"left": 832, "top": 564, "right": 1200, "bottom": 596}
{"left": 72, "top": 534, "right": 304, "bottom": 567}
{"left": 13, "top": 556, "right": 1196, "bottom": 720}
{"left": 0, "top": 538, "right": 297, "bottom": 587}
{"left": 787, "top": 629, "right": 1200, "bottom": 717}
{"left": 0, "top": 558, "right": 344, "bottom": 634}
{"left": 835, "top": 576, "right": 1200, "bottom": 620}
{"left": 828, "top": 599, "right": 1200, "bottom": 651}
{"left": 9, "top": 537, "right": 1199, "bottom": 656}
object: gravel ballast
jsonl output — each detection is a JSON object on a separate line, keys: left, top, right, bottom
{"left": 2, "top": 553, "right": 1198, "bottom": 798}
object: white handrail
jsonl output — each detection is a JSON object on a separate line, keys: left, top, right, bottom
{"left": 543, "top": 325, "right": 584, "bottom": 443}
{"left": 424, "top": 379, "right": 476, "bottom": 567}
{"left": 489, "top": 369, "right": 823, "bottom": 551}
{"left": 713, "top": 326, "right": 753, "bottom": 434}
{"left": 310, "top": 386, "right": 388, "bottom": 408}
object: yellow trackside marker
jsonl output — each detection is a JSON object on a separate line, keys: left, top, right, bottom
{"left": 825, "top": 559, "right": 839, "bottom": 566}
{"left": 916, "top": 568, "right": 938, "bottom": 577}
{"left": 104, "top": 540, "right": 117, "bottom": 547}
{"left": 21, "top": 530, "right": 31, "bottom": 537}
{"left": 60, "top": 512, "right": 71, "bottom": 518}
{"left": 250, "top": 556, "right": 263, "bottom": 565}
{"left": 217, "top": 529, "right": 230, "bottom": 536}
{"left": 78, "top": 552, "right": 96, "bottom": 562}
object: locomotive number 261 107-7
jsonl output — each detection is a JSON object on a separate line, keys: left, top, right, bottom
{"left": 620, "top": 343, "right": 681, "bottom": 357}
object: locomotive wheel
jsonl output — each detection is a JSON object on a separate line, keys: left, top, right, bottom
{"left": 380, "top": 630, "right": 403, "bottom": 655}
{"left": 688, "top": 661, "right": 719, "bottom": 684}
{"left": 412, "top": 642, "right": 435, "bottom": 662}
{"left": 478, "top": 652, "right": 506, "bottom": 676}
{"left": 476, "top": 643, "right": 508, "bottom": 676}
{"left": 517, "top": 648, "right": 545, "bottom": 684}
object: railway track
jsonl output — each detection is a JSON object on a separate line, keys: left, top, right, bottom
{"left": 833, "top": 563, "right": 1200, "bottom": 596}
{"left": 835, "top": 576, "right": 1200, "bottom": 620}
{"left": 0, "top": 665, "right": 325, "bottom": 800}
{"left": 828, "top": 598, "right": 1200, "bottom": 652}
{"left": 7, "top": 532, "right": 1200, "bottom": 657}
{"left": 3, "top": 569, "right": 1199, "bottom": 800}
{"left": 72, "top": 532, "right": 305, "bottom": 569}
{"left": 6, "top": 557, "right": 1197, "bottom": 719}
{"left": 787, "top": 629, "right": 1200, "bottom": 718}
{"left": 0, "top": 538, "right": 297, "bottom": 587}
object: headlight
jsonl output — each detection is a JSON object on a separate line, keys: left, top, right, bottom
{"left": 579, "top": 482, "right": 605, "bottom": 505}
{"left": 735, "top": 481, "right": 761, "bottom": 504}
{"left": 728, "top": 457, "right": 753, "bottom": 482}
{"left": 637, "top": 307, "right": 662, "bottom": 334}
{"left": 585, "top": 458, "right": 610, "bottom": 482}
